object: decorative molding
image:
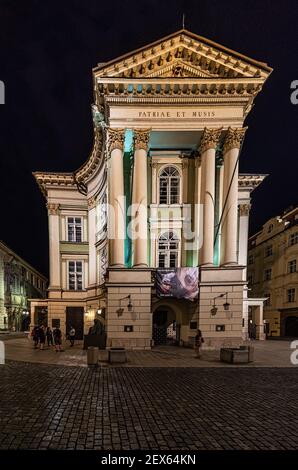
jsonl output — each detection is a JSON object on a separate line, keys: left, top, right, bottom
{"left": 75, "top": 124, "right": 105, "bottom": 184}
{"left": 47, "top": 203, "right": 59, "bottom": 215}
{"left": 150, "top": 160, "right": 158, "bottom": 169}
{"left": 134, "top": 129, "right": 150, "bottom": 151}
{"left": 238, "top": 174, "right": 267, "bottom": 190}
{"left": 33, "top": 173, "right": 75, "bottom": 198}
{"left": 94, "top": 30, "right": 272, "bottom": 81}
{"left": 239, "top": 203, "right": 251, "bottom": 216}
{"left": 87, "top": 196, "right": 96, "bottom": 209}
{"left": 106, "top": 128, "right": 125, "bottom": 154}
{"left": 98, "top": 78, "right": 265, "bottom": 99}
{"left": 223, "top": 127, "right": 247, "bottom": 153}
{"left": 199, "top": 127, "right": 222, "bottom": 154}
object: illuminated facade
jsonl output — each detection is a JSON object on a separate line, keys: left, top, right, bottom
{"left": 0, "top": 241, "right": 47, "bottom": 331}
{"left": 248, "top": 206, "right": 298, "bottom": 337}
{"left": 31, "top": 30, "right": 272, "bottom": 348}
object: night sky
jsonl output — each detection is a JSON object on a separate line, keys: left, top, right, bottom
{"left": 0, "top": 0, "right": 297, "bottom": 277}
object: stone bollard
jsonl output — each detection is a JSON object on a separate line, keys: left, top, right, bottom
{"left": 87, "top": 346, "right": 98, "bottom": 366}
{"left": 0, "top": 340, "right": 5, "bottom": 365}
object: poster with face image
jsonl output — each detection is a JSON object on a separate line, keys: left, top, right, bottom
{"left": 156, "top": 268, "right": 198, "bottom": 301}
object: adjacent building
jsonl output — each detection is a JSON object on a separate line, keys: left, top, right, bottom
{"left": 248, "top": 206, "right": 298, "bottom": 337}
{"left": 31, "top": 29, "right": 272, "bottom": 348}
{"left": 0, "top": 241, "right": 47, "bottom": 331}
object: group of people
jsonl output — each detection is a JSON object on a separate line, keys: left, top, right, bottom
{"left": 31, "top": 325, "right": 76, "bottom": 352}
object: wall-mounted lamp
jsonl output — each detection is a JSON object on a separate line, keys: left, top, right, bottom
{"left": 116, "top": 295, "right": 133, "bottom": 316}
{"left": 210, "top": 292, "right": 230, "bottom": 315}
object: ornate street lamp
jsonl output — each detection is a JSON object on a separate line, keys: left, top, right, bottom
{"left": 116, "top": 295, "right": 133, "bottom": 316}
{"left": 210, "top": 292, "right": 230, "bottom": 315}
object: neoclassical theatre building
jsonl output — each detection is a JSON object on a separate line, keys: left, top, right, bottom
{"left": 31, "top": 29, "right": 272, "bottom": 349}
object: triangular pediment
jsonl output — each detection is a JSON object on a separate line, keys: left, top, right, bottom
{"left": 94, "top": 29, "right": 272, "bottom": 80}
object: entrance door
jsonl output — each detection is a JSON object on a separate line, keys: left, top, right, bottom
{"left": 152, "top": 308, "right": 179, "bottom": 345}
{"left": 285, "top": 316, "right": 298, "bottom": 337}
{"left": 66, "top": 307, "right": 84, "bottom": 340}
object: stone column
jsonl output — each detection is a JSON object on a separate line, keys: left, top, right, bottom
{"left": 199, "top": 128, "right": 222, "bottom": 266}
{"left": 132, "top": 129, "right": 150, "bottom": 267}
{"left": 238, "top": 203, "right": 251, "bottom": 268}
{"left": 151, "top": 160, "right": 158, "bottom": 204}
{"left": 107, "top": 128, "right": 125, "bottom": 267}
{"left": 87, "top": 196, "right": 96, "bottom": 288}
{"left": 182, "top": 157, "right": 188, "bottom": 204}
{"left": 221, "top": 127, "right": 247, "bottom": 265}
{"left": 47, "top": 203, "right": 61, "bottom": 290}
{"left": 238, "top": 203, "right": 251, "bottom": 338}
{"left": 254, "top": 305, "right": 266, "bottom": 340}
{"left": 193, "top": 155, "right": 202, "bottom": 267}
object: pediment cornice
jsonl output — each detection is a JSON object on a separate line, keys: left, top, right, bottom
{"left": 94, "top": 29, "right": 272, "bottom": 81}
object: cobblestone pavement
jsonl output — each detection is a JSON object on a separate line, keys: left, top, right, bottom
{"left": 0, "top": 362, "right": 298, "bottom": 450}
{"left": 3, "top": 338, "right": 297, "bottom": 367}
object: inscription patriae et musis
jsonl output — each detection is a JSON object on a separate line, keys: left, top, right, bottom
{"left": 138, "top": 110, "right": 216, "bottom": 118}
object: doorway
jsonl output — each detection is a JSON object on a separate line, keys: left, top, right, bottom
{"left": 285, "top": 316, "right": 298, "bottom": 337}
{"left": 66, "top": 307, "right": 84, "bottom": 340}
{"left": 152, "top": 307, "right": 180, "bottom": 345}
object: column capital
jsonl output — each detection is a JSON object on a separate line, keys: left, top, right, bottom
{"left": 47, "top": 203, "right": 59, "bottom": 215}
{"left": 239, "top": 203, "right": 251, "bottom": 216}
{"left": 199, "top": 127, "right": 222, "bottom": 154}
{"left": 134, "top": 129, "right": 150, "bottom": 151}
{"left": 106, "top": 128, "right": 125, "bottom": 154}
{"left": 223, "top": 127, "right": 248, "bottom": 153}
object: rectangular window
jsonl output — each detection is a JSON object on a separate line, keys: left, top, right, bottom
{"left": 67, "top": 217, "right": 82, "bottom": 242}
{"left": 288, "top": 259, "right": 297, "bottom": 273}
{"left": 264, "top": 268, "right": 272, "bottom": 281}
{"left": 68, "top": 261, "right": 83, "bottom": 291}
{"left": 265, "top": 245, "right": 273, "bottom": 257}
{"left": 289, "top": 232, "right": 298, "bottom": 246}
{"left": 287, "top": 288, "right": 295, "bottom": 303}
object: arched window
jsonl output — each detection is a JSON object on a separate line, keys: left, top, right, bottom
{"left": 159, "top": 166, "right": 180, "bottom": 204}
{"left": 158, "top": 231, "right": 179, "bottom": 268}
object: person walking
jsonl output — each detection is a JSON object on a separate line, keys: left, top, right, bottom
{"left": 46, "top": 326, "right": 53, "bottom": 347}
{"left": 39, "top": 325, "right": 46, "bottom": 350}
{"left": 194, "top": 328, "right": 204, "bottom": 358}
{"left": 68, "top": 326, "right": 76, "bottom": 347}
{"left": 53, "top": 327, "right": 63, "bottom": 352}
{"left": 31, "top": 325, "right": 39, "bottom": 349}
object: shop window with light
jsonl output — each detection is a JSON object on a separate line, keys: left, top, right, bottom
{"left": 159, "top": 166, "right": 180, "bottom": 205}
{"left": 68, "top": 261, "right": 83, "bottom": 291}
{"left": 288, "top": 259, "right": 297, "bottom": 273}
{"left": 158, "top": 231, "right": 179, "bottom": 268}
{"left": 287, "top": 288, "right": 295, "bottom": 303}
{"left": 67, "top": 217, "right": 82, "bottom": 242}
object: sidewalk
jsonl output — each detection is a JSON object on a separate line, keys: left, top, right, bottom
{"left": 2, "top": 337, "right": 297, "bottom": 367}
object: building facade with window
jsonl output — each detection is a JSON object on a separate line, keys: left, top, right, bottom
{"left": 248, "top": 206, "right": 298, "bottom": 337}
{"left": 0, "top": 241, "right": 47, "bottom": 331}
{"left": 31, "top": 29, "right": 272, "bottom": 348}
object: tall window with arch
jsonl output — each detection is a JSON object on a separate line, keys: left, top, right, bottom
{"left": 159, "top": 166, "right": 180, "bottom": 205}
{"left": 158, "top": 231, "right": 179, "bottom": 268}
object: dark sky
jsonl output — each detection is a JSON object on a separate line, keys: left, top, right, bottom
{"left": 0, "top": 0, "right": 297, "bottom": 277}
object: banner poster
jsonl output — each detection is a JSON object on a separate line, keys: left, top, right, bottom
{"left": 156, "top": 268, "right": 198, "bottom": 301}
